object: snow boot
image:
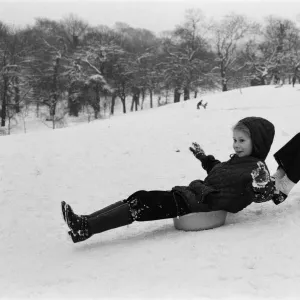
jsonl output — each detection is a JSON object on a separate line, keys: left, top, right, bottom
{"left": 68, "top": 202, "right": 134, "bottom": 243}
{"left": 61, "top": 200, "right": 125, "bottom": 223}
{"left": 62, "top": 201, "right": 88, "bottom": 233}
{"left": 65, "top": 204, "right": 89, "bottom": 233}
{"left": 68, "top": 230, "right": 90, "bottom": 243}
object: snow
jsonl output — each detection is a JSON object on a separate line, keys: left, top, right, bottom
{"left": 1, "top": 85, "right": 300, "bottom": 299}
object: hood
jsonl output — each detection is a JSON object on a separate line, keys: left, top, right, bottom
{"left": 238, "top": 117, "right": 275, "bottom": 160}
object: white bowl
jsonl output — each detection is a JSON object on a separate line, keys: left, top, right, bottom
{"left": 173, "top": 211, "right": 227, "bottom": 231}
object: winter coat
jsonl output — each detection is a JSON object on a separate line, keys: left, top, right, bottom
{"left": 172, "top": 117, "right": 286, "bottom": 214}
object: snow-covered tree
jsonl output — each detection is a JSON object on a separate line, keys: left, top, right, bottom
{"left": 160, "top": 9, "right": 213, "bottom": 101}
{"left": 0, "top": 23, "right": 32, "bottom": 129}
{"left": 29, "top": 19, "right": 73, "bottom": 128}
{"left": 60, "top": 13, "right": 89, "bottom": 49}
{"left": 210, "top": 13, "right": 259, "bottom": 91}
{"left": 260, "top": 16, "right": 300, "bottom": 84}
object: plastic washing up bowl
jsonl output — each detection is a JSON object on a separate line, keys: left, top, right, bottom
{"left": 173, "top": 211, "right": 227, "bottom": 231}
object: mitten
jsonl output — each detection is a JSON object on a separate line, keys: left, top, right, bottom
{"left": 189, "top": 142, "right": 206, "bottom": 161}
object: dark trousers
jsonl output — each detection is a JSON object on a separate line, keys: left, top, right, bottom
{"left": 81, "top": 190, "right": 191, "bottom": 239}
{"left": 274, "top": 132, "right": 300, "bottom": 183}
{"left": 123, "top": 190, "right": 191, "bottom": 222}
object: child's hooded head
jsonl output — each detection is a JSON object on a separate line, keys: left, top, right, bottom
{"left": 233, "top": 117, "right": 275, "bottom": 160}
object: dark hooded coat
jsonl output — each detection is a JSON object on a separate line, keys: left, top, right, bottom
{"left": 172, "top": 117, "right": 285, "bottom": 213}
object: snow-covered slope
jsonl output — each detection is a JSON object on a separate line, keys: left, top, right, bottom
{"left": 1, "top": 85, "right": 300, "bottom": 299}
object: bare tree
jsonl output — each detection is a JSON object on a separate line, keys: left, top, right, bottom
{"left": 261, "top": 16, "right": 300, "bottom": 84}
{"left": 161, "top": 9, "right": 213, "bottom": 101}
{"left": 210, "top": 14, "right": 259, "bottom": 91}
{"left": 60, "top": 13, "right": 89, "bottom": 49}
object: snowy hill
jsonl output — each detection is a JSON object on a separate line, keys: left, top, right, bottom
{"left": 1, "top": 85, "right": 300, "bottom": 299}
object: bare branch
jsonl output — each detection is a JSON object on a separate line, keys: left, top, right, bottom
{"left": 41, "top": 38, "right": 59, "bottom": 52}
{"left": 82, "top": 58, "right": 102, "bottom": 75}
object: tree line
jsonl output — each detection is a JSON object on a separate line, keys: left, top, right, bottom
{"left": 1, "top": 9, "right": 300, "bottom": 131}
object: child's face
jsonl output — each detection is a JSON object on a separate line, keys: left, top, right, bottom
{"left": 232, "top": 129, "right": 253, "bottom": 157}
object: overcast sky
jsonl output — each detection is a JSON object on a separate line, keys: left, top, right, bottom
{"left": 1, "top": 0, "right": 300, "bottom": 33}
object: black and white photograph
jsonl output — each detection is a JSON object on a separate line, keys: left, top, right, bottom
{"left": 1, "top": 0, "right": 300, "bottom": 298}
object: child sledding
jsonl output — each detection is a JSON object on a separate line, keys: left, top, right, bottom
{"left": 61, "top": 117, "right": 295, "bottom": 244}
{"left": 197, "top": 100, "right": 208, "bottom": 109}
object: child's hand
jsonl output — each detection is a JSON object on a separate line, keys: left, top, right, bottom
{"left": 189, "top": 142, "right": 205, "bottom": 158}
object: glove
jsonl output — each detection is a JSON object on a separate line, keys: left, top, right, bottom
{"left": 189, "top": 142, "right": 206, "bottom": 160}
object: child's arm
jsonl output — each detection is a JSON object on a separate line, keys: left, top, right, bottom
{"left": 251, "top": 161, "right": 287, "bottom": 204}
{"left": 189, "top": 142, "right": 221, "bottom": 174}
{"left": 200, "top": 155, "right": 222, "bottom": 174}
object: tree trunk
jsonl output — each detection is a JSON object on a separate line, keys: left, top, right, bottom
{"left": 93, "top": 90, "right": 100, "bottom": 119}
{"left": 14, "top": 76, "right": 20, "bottom": 113}
{"left": 149, "top": 89, "right": 153, "bottom": 108}
{"left": 130, "top": 97, "right": 134, "bottom": 112}
{"left": 36, "top": 101, "right": 40, "bottom": 118}
{"left": 110, "top": 94, "right": 116, "bottom": 115}
{"left": 135, "top": 92, "right": 140, "bottom": 111}
{"left": 68, "top": 97, "right": 80, "bottom": 117}
{"left": 68, "top": 87, "right": 80, "bottom": 117}
{"left": 50, "top": 56, "right": 60, "bottom": 127}
{"left": 119, "top": 83, "right": 127, "bottom": 114}
{"left": 22, "top": 113, "right": 27, "bottom": 134}
{"left": 220, "top": 62, "right": 228, "bottom": 92}
{"left": 72, "top": 35, "right": 79, "bottom": 48}
{"left": 141, "top": 89, "right": 145, "bottom": 110}
{"left": 94, "top": 107, "right": 99, "bottom": 119}
{"left": 222, "top": 78, "right": 228, "bottom": 92}
{"left": 183, "top": 87, "right": 190, "bottom": 100}
{"left": 50, "top": 100, "right": 57, "bottom": 129}
{"left": 1, "top": 77, "right": 8, "bottom": 127}
{"left": 7, "top": 114, "right": 11, "bottom": 135}
{"left": 174, "top": 87, "right": 181, "bottom": 103}
{"left": 121, "top": 96, "right": 126, "bottom": 113}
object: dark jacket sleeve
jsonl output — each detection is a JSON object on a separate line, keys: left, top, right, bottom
{"left": 200, "top": 155, "right": 221, "bottom": 174}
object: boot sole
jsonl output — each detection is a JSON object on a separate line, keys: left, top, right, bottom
{"left": 65, "top": 204, "right": 74, "bottom": 232}
{"left": 61, "top": 201, "right": 67, "bottom": 222}
{"left": 68, "top": 230, "right": 77, "bottom": 243}
{"left": 61, "top": 201, "right": 75, "bottom": 225}
{"left": 68, "top": 230, "right": 89, "bottom": 243}
{"left": 62, "top": 202, "right": 76, "bottom": 231}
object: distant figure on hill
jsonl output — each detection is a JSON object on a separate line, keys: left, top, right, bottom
{"left": 197, "top": 100, "right": 208, "bottom": 109}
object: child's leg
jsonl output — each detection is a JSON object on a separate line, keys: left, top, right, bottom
{"left": 64, "top": 201, "right": 133, "bottom": 243}
{"left": 64, "top": 190, "right": 190, "bottom": 243}
{"left": 123, "top": 190, "right": 190, "bottom": 221}
{"left": 61, "top": 201, "right": 125, "bottom": 223}
{"left": 88, "top": 201, "right": 125, "bottom": 218}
